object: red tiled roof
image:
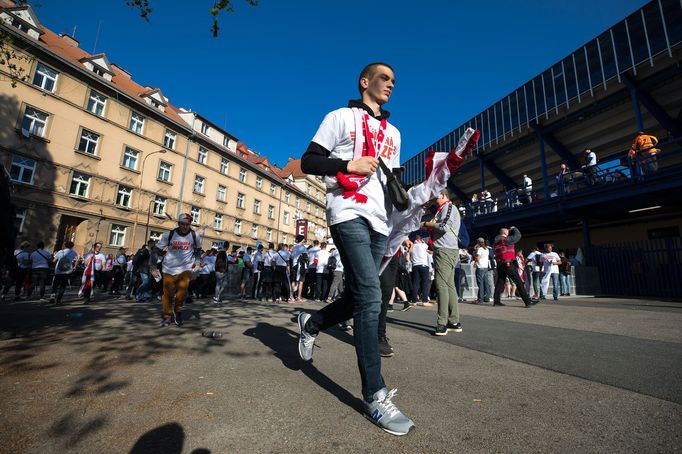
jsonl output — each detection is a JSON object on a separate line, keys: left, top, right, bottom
{"left": 279, "top": 158, "right": 306, "bottom": 179}
{"left": 13, "top": 14, "right": 190, "bottom": 128}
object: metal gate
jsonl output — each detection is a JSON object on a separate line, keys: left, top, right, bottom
{"left": 590, "top": 237, "right": 682, "bottom": 298}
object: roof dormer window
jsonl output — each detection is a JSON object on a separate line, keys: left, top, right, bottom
{"left": 79, "top": 54, "right": 114, "bottom": 81}
{"left": 141, "top": 88, "right": 168, "bottom": 112}
{"left": 0, "top": 6, "right": 44, "bottom": 40}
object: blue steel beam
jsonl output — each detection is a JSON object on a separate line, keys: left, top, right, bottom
{"left": 447, "top": 180, "right": 469, "bottom": 203}
{"left": 531, "top": 123, "right": 582, "bottom": 170}
{"left": 621, "top": 73, "right": 682, "bottom": 137}
{"left": 479, "top": 156, "right": 517, "bottom": 189}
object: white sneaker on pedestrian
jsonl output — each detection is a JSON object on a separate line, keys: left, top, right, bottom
{"left": 363, "top": 388, "right": 415, "bottom": 436}
{"left": 297, "top": 312, "right": 316, "bottom": 361}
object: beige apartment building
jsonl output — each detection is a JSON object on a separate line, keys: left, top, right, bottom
{"left": 0, "top": 2, "right": 326, "bottom": 255}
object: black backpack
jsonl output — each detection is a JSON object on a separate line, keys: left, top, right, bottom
{"left": 298, "top": 252, "right": 309, "bottom": 266}
{"left": 327, "top": 255, "right": 337, "bottom": 272}
{"left": 488, "top": 246, "right": 497, "bottom": 269}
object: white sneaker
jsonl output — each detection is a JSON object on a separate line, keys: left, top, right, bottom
{"left": 363, "top": 388, "right": 415, "bottom": 436}
{"left": 297, "top": 312, "right": 316, "bottom": 361}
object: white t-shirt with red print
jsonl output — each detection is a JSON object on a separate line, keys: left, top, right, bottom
{"left": 156, "top": 229, "right": 197, "bottom": 276}
{"left": 311, "top": 107, "right": 401, "bottom": 236}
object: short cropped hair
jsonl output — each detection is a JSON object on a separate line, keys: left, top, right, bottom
{"left": 358, "top": 62, "right": 394, "bottom": 95}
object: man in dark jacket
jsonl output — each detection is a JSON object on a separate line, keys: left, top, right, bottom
{"left": 492, "top": 226, "right": 538, "bottom": 308}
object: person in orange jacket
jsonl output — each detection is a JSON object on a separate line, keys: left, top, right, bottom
{"left": 628, "top": 131, "right": 659, "bottom": 175}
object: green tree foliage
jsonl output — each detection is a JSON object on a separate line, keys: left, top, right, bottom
{"left": 126, "top": 0, "right": 259, "bottom": 37}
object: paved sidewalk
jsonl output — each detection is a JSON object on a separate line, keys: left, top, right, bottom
{"left": 0, "top": 295, "right": 680, "bottom": 453}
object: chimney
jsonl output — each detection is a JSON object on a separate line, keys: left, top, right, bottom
{"left": 111, "top": 64, "right": 132, "bottom": 79}
{"left": 59, "top": 34, "right": 79, "bottom": 48}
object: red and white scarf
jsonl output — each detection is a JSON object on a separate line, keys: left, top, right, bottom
{"left": 335, "top": 108, "right": 388, "bottom": 203}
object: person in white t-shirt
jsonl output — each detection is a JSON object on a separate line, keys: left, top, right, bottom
{"left": 540, "top": 243, "right": 561, "bottom": 301}
{"left": 526, "top": 247, "right": 542, "bottom": 298}
{"left": 29, "top": 241, "right": 52, "bottom": 300}
{"left": 290, "top": 235, "right": 308, "bottom": 301}
{"left": 409, "top": 235, "right": 430, "bottom": 305}
{"left": 154, "top": 213, "right": 201, "bottom": 326}
{"left": 2, "top": 241, "right": 32, "bottom": 301}
{"left": 49, "top": 240, "right": 78, "bottom": 305}
{"left": 297, "top": 62, "right": 414, "bottom": 435}
{"left": 304, "top": 240, "right": 320, "bottom": 299}
{"left": 81, "top": 242, "right": 106, "bottom": 303}
{"left": 273, "top": 243, "right": 290, "bottom": 302}
{"left": 327, "top": 247, "right": 344, "bottom": 301}
{"left": 314, "top": 242, "right": 330, "bottom": 301}
{"left": 473, "top": 238, "right": 491, "bottom": 304}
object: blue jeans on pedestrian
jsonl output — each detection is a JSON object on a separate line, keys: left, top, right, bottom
{"left": 476, "top": 267, "right": 491, "bottom": 301}
{"left": 410, "top": 265, "right": 430, "bottom": 302}
{"left": 136, "top": 272, "right": 151, "bottom": 300}
{"left": 550, "top": 273, "right": 560, "bottom": 299}
{"left": 305, "top": 217, "right": 386, "bottom": 402}
{"left": 559, "top": 273, "right": 571, "bottom": 295}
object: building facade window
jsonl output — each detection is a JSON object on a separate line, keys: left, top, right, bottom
{"left": 122, "top": 147, "right": 139, "bottom": 170}
{"left": 268, "top": 205, "right": 275, "bottom": 219}
{"left": 220, "top": 158, "right": 229, "bottom": 175}
{"left": 158, "top": 161, "right": 172, "bottom": 182}
{"left": 87, "top": 90, "right": 106, "bottom": 116}
{"left": 201, "top": 123, "right": 210, "bottom": 135}
{"left": 214, "top": 214, "right": 223, "bottom": 230}
{"left": 282, "top": 233, "right": 288, "bottom": 244}
{"left": 153, "top": 196, "right": 166, "bottom": 215}
{"left": 254, "top": 199, "right": 261, "bottom": 214}
{"left": 270, "top": 183, "right": 276, "bottom": 196}
{"left": 251, "top": 224, "right": 258, "bottom": 238}
{"left": 21, "top": 106, "right": 48, "bottom": 137}
{"left": 109, "top": 224, "right": 127, "bottom": 247}
{"left": 217, "top": 185, "right": 226, "bottom": 202}
{"left": 33, "top": 63, "right": 58, "bottom": 92}
{"left": 149, "top": 231, "right": 163, "bottom": 242}
{"left": 239, "top": 168, "right": 247, "bottom": 183}
{"left": 256, "top": 176, "right": 263, "bottom": 190}
{"left": 190, "top": 206, "right": 200, "bottom": 224}
{"left": 116, "top": 185, "right": 132, "bottom": 208}
{"left": 129, "top": 112, "right": 145, "bottom": 134}
{"left": 266, "top": 228, "right": 272, "bottom": 241}
{"left": 285, "top": 190, "right": 290, "bottom": 205}
{"left": 315, "top": 207, "right": 319, "bottom": 217}
{"left": 193, "top": 175, "right": 205, "bottom": 194}
{"left": 295, "top": 196, "right": 300, "bottom": 209}
{"left": 237, "top": 192, "right": 245, "bottom": 209}
{"left": 198, "top": 146, "right": 208, "bottom": 164}
{"left": 306, "top": 201, "right": 311, "bottom": 213}
{"left": 283, "top": 211, "right": 289, "bottom": 225}
{"left": 222, "top": 136, "right": 229, "bottom": 147}
{"left": 69, "top": 172, "right": 90, "bottom": 197}
{"left": 234, "top": 219, "right": 242, "bottom": 234}
{"left": 78, "top": 129, "right": 99, "bottom": 155}
{"left": 10, "top": 155, "right": 35, "bottom": 184}
{"left": 164, "top": 130, "right": 176, "bottom": 149}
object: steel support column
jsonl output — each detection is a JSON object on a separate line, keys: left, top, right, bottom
{"left": 628, "top": 84, "right": 645, "bottom": 132}
{"left": 622, "top": 73, "right": 682, "bottom": 137}
{"left": 536, "top": 131, "right": 550, "bottom": 200}
{"left": 531, "top": 123, "right": 582, "bottom": 170}
{"left": 479, "top": 157, "right": 485, "bottom": 191}
{"left": 582, "top": 218, "right": 591, "bottom": 266}
{"left": 480, "top": 158, "right": 516, "bottom": 190}
{"left": 447, "top": 180, "right": 469, "bottom": 204}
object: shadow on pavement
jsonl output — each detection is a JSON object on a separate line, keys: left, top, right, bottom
{"left": 244, "top": 322, "right": 362, "bottom": 413}
{"left": 129, "top": 422, "right": 210, "bottom": 454}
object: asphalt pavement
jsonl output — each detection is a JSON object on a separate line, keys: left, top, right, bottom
{"left": 0, "top": 292, "right": 680, "bottom": 453}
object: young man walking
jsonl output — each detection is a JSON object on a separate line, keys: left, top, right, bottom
{"left": 421, "top": 190, "right": 462, "bottom": 336}
{"left": 154, "top": 213, "right": 200, "bottom": 326}
{"left": 298, "top": 62, "right": 414, "bottom": 435}
{"left": 290, "top": 235, "right": 308, "bottom": 302}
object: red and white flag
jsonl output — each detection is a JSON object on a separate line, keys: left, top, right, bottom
{"left": 380, "top": 128, "right": 480, "bottom": 273}
{"left": 78, "top": 254, "right": 95, "bottom": 297}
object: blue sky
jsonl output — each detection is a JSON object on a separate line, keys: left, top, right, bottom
{"left": 35, "top": 0, "right": 647, "bottom": 167}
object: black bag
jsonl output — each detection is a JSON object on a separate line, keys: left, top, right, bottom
{"left": 378, "top": 158, "right": 409, "bottom": 211}
{"left": 327, "top": 255, "right": 337, "bottom": 272}
{"left": 488, "top": 246, "right": 497, "bottom": 269}
{"left": 298, "top": 253, "right": 309, "bottom": 266}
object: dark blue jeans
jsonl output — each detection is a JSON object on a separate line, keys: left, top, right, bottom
{"left": 306, "top": 217, "right": 387, "bottom": 402}
{"left": 410, "top": 265, "right": 430, "bottom": 302}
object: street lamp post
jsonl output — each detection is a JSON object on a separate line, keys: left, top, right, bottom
{"left": 131, "top": 149, "right": 166, "bottom": 248}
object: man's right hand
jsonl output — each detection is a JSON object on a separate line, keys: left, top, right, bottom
{"left": 347, "top": 156, "right": 379, "bottom": 175}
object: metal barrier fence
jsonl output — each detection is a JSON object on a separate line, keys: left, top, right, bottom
{"left": 590, "top": 237, "right": 682, "bottom": 298}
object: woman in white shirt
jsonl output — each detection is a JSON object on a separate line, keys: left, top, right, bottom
{"left": 273, "top": 243, "right": 291, "bottom": 302}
